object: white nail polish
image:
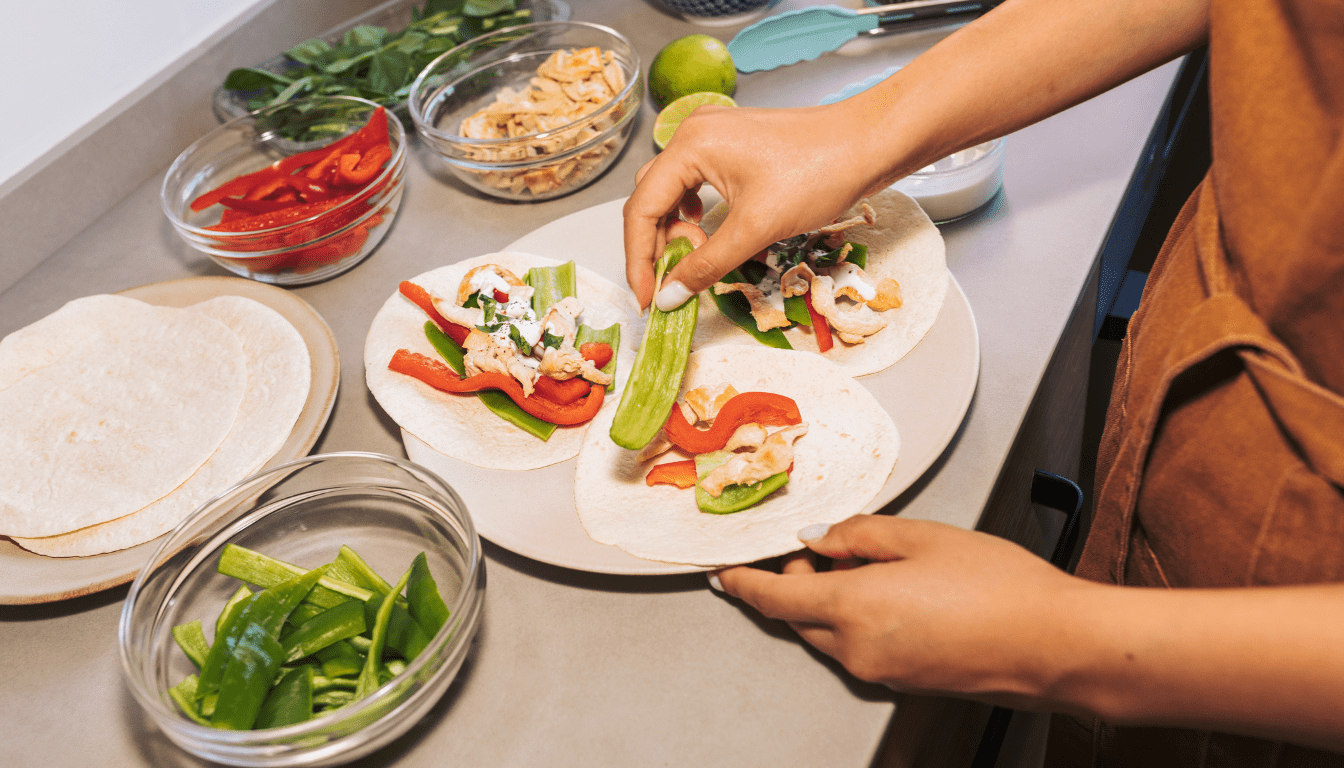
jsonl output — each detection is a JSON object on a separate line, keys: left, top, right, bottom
{"left": 798, "top": 523, "right": 830, "bottom": 542}
{"left": 706, "top": 571, "right": 724, "bottom": 592}
{"left": 655, "top": 280, "right": 693, "bottom": 311}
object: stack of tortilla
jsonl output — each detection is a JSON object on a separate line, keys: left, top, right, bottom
{"left": 0, "top": 294, "right": 310, "bottom": 557}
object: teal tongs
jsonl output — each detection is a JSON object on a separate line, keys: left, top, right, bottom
{"left": 728, "top": 1, "right": 1003, "bottom": 73}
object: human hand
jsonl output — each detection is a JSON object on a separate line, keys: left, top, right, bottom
{"left": 622, "top": 102, "right": 891, "bottom": 311}
{"left": 715, "top": 515, "right": 1083, "bottom": 707}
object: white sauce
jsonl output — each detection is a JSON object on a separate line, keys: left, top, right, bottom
{"left": 826, "top": 262, "right": 876, "bottom": 301}
{"left": 469, "top": 266, "right": 513, "bottom": 299}
{"left": 758, "top": 272, "right": 787, "bottom": 313}
{"left": 893, "top": 138, "right": 1006, "bottom": 223}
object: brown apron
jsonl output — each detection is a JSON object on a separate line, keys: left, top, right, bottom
{"left": 1047, "top": 0, "right": 1344, "bottom": 764}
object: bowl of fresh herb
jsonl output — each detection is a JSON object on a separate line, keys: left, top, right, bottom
{"left": 214, "top": 0, "right": 571, "bottom": 124}
{"left": 118, "top": 452, "right": 484, "bottom": 767}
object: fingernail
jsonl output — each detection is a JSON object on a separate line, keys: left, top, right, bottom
{"left": 706, "top": 570, "right": 724, "bottom": 592}
{"left": 655, "top": 280, "right": 693, "bottom": 312}
{"left": 798, "top": 523, "right": 830, "bottom": 542}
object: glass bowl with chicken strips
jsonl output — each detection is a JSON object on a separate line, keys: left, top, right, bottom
{"left": 408, "top": 22, "right": 640, "bottom": 201}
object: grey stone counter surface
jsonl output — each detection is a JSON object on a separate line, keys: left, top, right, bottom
{"left": 0, "top": 1, "right": 1178, "bottom": 765}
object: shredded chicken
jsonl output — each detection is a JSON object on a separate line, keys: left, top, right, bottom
{"left": 462, "top": 330, "right": 539, "bottom": 396}
{"left": 683, "top": 383, "right": 739, "bottom": 424}
{"left": 780, "top": 263, "right": 816, "bottom": 298}
{"left": 867, "top": 277, "right": 903, "bottom": 311}
{"left": 459, "top": 47, "right": 628, "bottom": 197}
{"left": 824, "top": 262, "right": 878, "bottom": 303}
{"left": 818, "top": 203, "right": 877, "bottom": 234}
{"left": 431, "top": 297, "right": 484, "bottom": 330}
{"left": 724, "top": 423, "right": 768, "bottom": 452}
{"left": 712, "top": 282, "right": 790, "bottom": 332}
{"left": 809, "top": 275, "right": 889, "bottom": 344}
{"left": 539, "top": 297, "right": 583, "bottom": 348}
{"left": 538, "top": 344, "right": 612, "bottom": 386}
{"left": 702, "top": 423, "right": 809, "bottom": 497}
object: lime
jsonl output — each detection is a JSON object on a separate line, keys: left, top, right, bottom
{"left": 647, "top": 34, "right": 736, "bottom": 110}
{"left": 653, "top": 92, "right": 736, "bottom": 150}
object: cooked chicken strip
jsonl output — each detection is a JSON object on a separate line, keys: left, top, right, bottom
{"left": 809, "top": 275, "right": 889, "bottom": 344}
{"left": 702, "top": 423, "right": 809, "bottom": 497}
{"left": 724, "top": 423, "right": 768, "bottom": 452}
{"left": 867, "top": 278, "right": 903, "bottom": 311}
{"left": 684, "top": 383, "right": 739, "bottom": 424}
{"left": 712, "top": 282, "right": 791, "bottom": 332}
{"left": 780, "top": 263, "right": 816, "bottom": 298}
{"left": 456, "top": 264, "right": 532, "bottom": 305}
{"left": 538, "top": 342, "right": 613, "bottom": 386}
{"left": 464, "top": 330, "right": 539, "bottom": 396}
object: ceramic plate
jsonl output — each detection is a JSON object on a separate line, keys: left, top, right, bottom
{"left": 0, "top": 277, "right": 339, "bottom": 604}
{"left": 398, "top": 197, "right": 979, "bottom": 575}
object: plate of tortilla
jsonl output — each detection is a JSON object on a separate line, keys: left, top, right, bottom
{"left": 385, "top": 194, "right": 979, "bottom": 575}
{"left": 0, "top": 277, "right": 339, "bottom": 604}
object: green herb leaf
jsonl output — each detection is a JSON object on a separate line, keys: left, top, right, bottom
{"left": 223, "top": 67, "right": 294, "bottom": 91}
{"left": 285, "top": 39, "right": 332, "bottom": 65}
{"left": 542, "top": 329, "right": 565, "bottom": 350}
{"left": 464, "top": 0, "right": 516, "bottom": 17}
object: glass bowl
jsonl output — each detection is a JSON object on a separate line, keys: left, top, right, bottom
{"left": 893, "top": 137, "right": 1007, "bottom": 224}
{"left": 162, "top": 97, "right": 407, "bottom": 286}
{"left": 119, "top": 452, "right": 484, "bottom": 768}
{"left": 408, "top": 21, "right": 641, "bottom": 202}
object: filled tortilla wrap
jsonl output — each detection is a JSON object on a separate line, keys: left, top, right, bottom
{"left": 364, "top": 252, "right": 641, "bottom": 470}
{"left": 694, "top": 187, "right": 948, "bottom": 376}
{"left": 574, "top": 345, "right": 899, "bottom": 567}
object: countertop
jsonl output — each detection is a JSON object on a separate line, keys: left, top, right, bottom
{"left": 0, "top": 1, "right": 1180, "bottom": 765}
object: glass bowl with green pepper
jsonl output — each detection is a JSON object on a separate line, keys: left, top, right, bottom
{"left": 118, "top": 452, "right": 483, "bottom": 767}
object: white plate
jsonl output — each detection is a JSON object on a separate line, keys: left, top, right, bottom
{"left": 0, "top": 277, "right": 339, "bottom": 604}
{"left": 401, "top": 198, "right": 980, "bottom": 575}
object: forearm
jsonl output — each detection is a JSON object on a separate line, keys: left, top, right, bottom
{"left": 1037, "top": 580, "right": 1344, "bottom": 751}
{"left": 839, "top": 0, "right": 1210, "bottom": 189}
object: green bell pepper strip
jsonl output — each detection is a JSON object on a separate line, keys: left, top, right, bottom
{"left": 526, "top": 261, "right": 577, "bottom": 318}
{"left": 312, "top": 674, "right": 358, "bottom": 692}
{"left": 315, "top": 640, "right": 365, "bottom": 678}
{"left": 423, "top": 321, "right": 557, "bottom": 441}
{"left": 329, "top": 545, "right": 393, "bottom": 596}
{"left": 693, "top": 450, "right": 791, "bottom": 514}
{"left": 708, "top": 267, "right": 794, "bottom": 350}
{"left": 356, "top": 564, "right": 415, "bottom": 699}
{"left": 216, "top": 585, "right": 253, "bottom": 636}
{"left": 217, "top": 544, "right": 372, "bottom": 608}
{"left": 783, "top": 295, "right": 812, "bottom": 327}
{"left": 173, "top": 620, "right": 210, "bottom": 671}
{"left": 169, "top": 675, "right": 211, "bottom": 727}
{"left": 197, "top": 566, "right": 329, "bottom": 701}
{"left": 814, "top": 242, "right": 867, "bottom": 269}
{"left": 361, "top": 591, "right": 431, "bottom": 662}
{"left": 405, "top": 552, "right": 450, "bottom": 637}
{"left": 609, "top": 237, "right": 700, "bottom": 450}
{"left": 280, "top": 598, "right": 367, "bottom": 663}
{"left": 211, "top": 621, "right": 289, "bottom": 729}
{"left": 574, "top": 323, "right": 621, "bottom": 393}
{"left": 313, "top": 690, "right": 357, "bottom": 710}
{"left": 254, "top": 665, "right": 314, "bottom": 729}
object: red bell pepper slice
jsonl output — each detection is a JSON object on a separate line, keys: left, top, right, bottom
{"left": 645, "top": 460, "right": 698, "bottom": 489}
{"left": 662, "top": 392, "right": 802, "bottom": 455}
{"left": 337, "top": 144, "right": 392, "bottom": 187}
{"left": 398, "top": 281, "right": 471, "bottom": 345}
{"left": 533, "top": 375, "right": 590, "bottom": 405}
{"left": 579, "top": 342, "right": 613, "bottom": 370}
{"left": 388, "top": 350, "right": 604, "bottom": 426}
{"left": 205, "top": 195, "right": 355, "bottom": 233}
{"left": 805, "top": 289, "right": 834, "bottom": 353}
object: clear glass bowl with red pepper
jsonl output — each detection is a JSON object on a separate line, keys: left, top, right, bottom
{"left": 408, "top": 21, "right": 641, "bottom": 202}
{"left": 162, "top": 97, "right": 407, "bottom": 286}
{"left": 118, "top": 452, "right": 484, "bottom": 767}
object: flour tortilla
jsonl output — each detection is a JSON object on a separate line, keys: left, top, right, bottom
{"left": 364, "top": 252, "right": 643, "bottom": 470}
{"left": 694, "top": 187, "right": 948, "bottom": 376}
{"left": 574, "top": 345, "right": 899, "bottom": 567}
{"left": 13, "top": 296, "right": 310, "bottom": 556}
{"left": 0, "top": 295, "right": 248, "bottom": 538}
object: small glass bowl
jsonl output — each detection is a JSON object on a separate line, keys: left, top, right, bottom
{"left": 893, "top": 137, "right": 1007, "bottom": 224}
{"left": 119, "top": 452, "right": 484, "bottom": 768}
{"left": 408, "top": 21, "right": 641, "bottom": 202}
{"left": 162, "top": 97, "right": 407, "bottom": 286}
